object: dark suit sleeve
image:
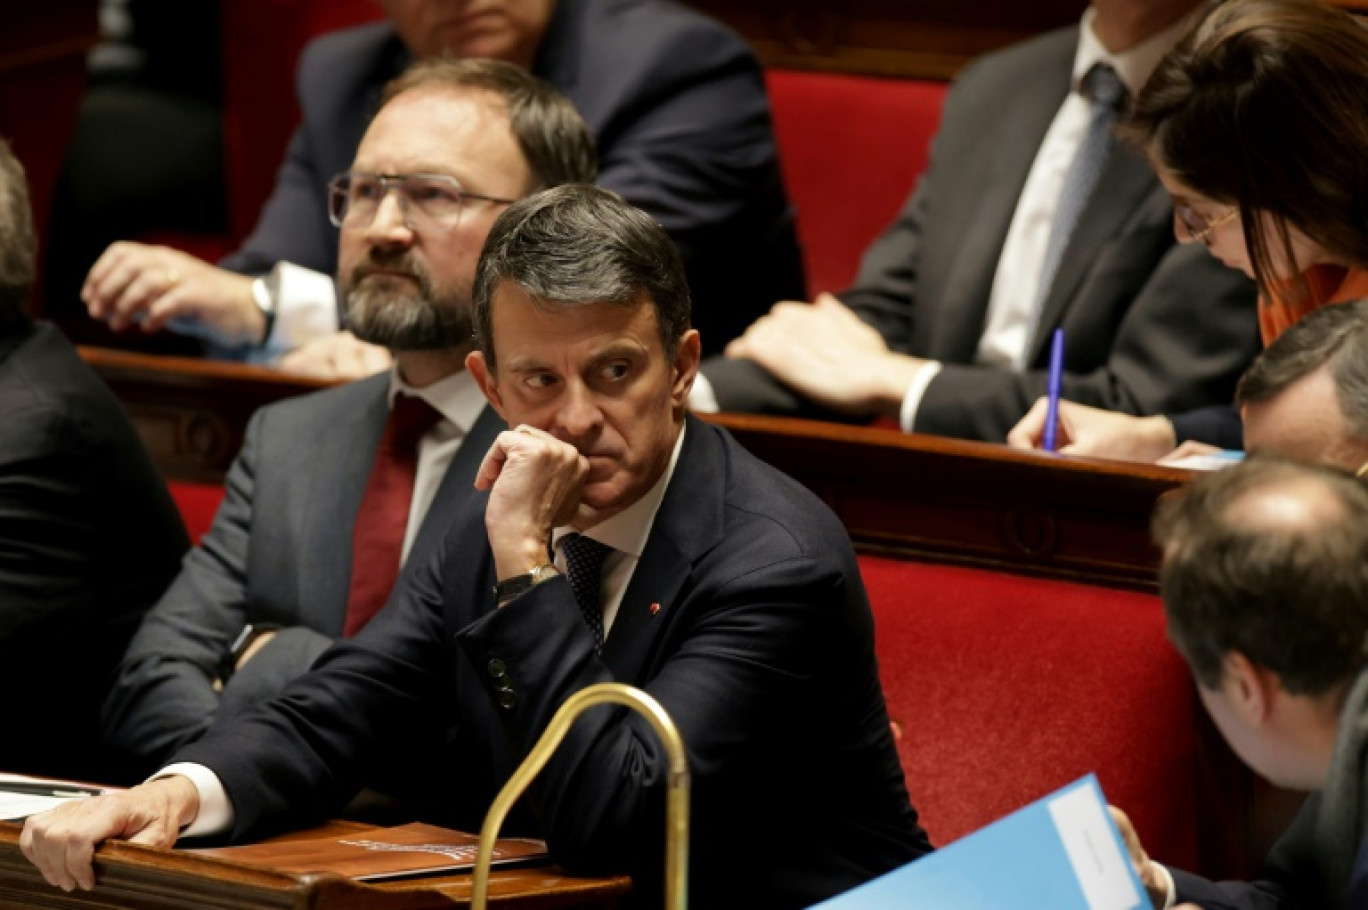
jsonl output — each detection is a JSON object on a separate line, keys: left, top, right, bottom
{"left": 101, "top": 408, "right": 333, "bottom": 776}
{"left": 454, "top": 548, "right": 857, "bottom": 875}
{"left": 1170, "top": 405, "right": 1244, "bottom": 449}
{"left": 0, "top": 404, "right": 103, "bottom": 641}
{"left": 175, "top": 542, "right": 458, "bottom": 837}
{"left": 912, "top": 245, "right": 1257, "bottom": 441}
{"left": 1168, "top": 869, "right": 1292, "bottom": 909}
{"left": 217, "top": 34, "right": 341, "bottom": 278}
{"left": 216, "top": 131, "right": 334, "bottom": 278}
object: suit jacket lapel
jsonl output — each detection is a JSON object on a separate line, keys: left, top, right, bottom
{"left": 1026, "top": 141, "right": 1157, "bottom": 363}
{"left": 406, "top": 404, "right": 505, "bottom": 564}
{"left": 305, "top": 374, "right": 390, "bottom": 634}
{"left": 929, "top": 38, "right": 1074, "bottom": 361}
{"left": 600, "top": 417, "right": 725, "bottom": 681}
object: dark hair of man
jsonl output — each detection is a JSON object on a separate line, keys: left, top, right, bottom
{"left": 1123, "top": 0, "right": 1368, "bottom": 301}
{"left": 471, "top": 184, "right": 691, "bottom": 368}
{"left": 381, "top": 57, "right": 598, "bottom": 190}
{"left": 1153, "top": 456, "right": 1368, "bottom": 696}
{"left": 1236, "top": 298, "right": 1368, "bottom": 439}
{"left": 0, "top": 135, "right": 35, "bottom": 330}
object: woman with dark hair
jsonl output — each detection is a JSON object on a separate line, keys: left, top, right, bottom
{"left": 1009, "top": 0, "right": 1368, "bottom": 459}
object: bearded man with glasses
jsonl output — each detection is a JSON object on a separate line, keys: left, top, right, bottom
{"left": 99, "top": 58, "right": 597, "bottom": 784}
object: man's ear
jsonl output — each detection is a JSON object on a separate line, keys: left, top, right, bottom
{"left": 466, "top": 350, "right": 507, "bottom": 420}
{"left": 1223, "top": 651, "right": 1276, "bottom": 725}
{"left": 669, "top": 329, "right": 702, "bottom": 412}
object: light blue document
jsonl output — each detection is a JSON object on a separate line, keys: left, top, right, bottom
{"left": 811, "top": 775, "right": 1148, "bottom": 909}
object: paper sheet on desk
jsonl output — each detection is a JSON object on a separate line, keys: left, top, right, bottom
{"left": 0, "top": 793, "right": 79, "bottom": 820}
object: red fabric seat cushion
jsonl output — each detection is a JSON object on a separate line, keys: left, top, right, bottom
{"left": 765, "top": 70, "right": 945, "bottom": 296}
{"left": 168, "top": 480, "right": 226, "bottom": 545}
{"left": 860, "top": 555, "right": 1203, "bottom": 870}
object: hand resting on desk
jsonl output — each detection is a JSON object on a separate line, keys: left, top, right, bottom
{"left": 20, "top": 776, "right": 198, "bottom": 892}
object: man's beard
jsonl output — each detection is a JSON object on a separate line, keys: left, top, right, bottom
{"left": 341, "top": 250, "right": 473, "bottom": 352}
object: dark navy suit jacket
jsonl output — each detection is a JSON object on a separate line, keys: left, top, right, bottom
{"left": 176, "top": 417, "right": 931, "bottom": 909}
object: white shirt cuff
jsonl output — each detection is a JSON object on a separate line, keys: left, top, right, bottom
{"left": 1155, "top": 863, "right": 1177, "bottom": 909}
{"left": 260, "top": 262, "right": 340, "bottom": 360}
{"left": 898, "top": 361, "right": 943, "bottom": 432}
{"left": 151, "top": 763, "right": 235, "bottom": 839}
{"left": 687, "top": 373, "right": 721, "bottom": 413}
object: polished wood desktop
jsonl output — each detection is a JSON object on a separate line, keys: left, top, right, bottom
{"left": 0, "top": 820, "right": 629, "bottom": 910}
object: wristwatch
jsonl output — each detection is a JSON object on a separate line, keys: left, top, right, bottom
{"left": 219, "top": 622, "right": 282, "bottom": 685}
{"left": 494, "top": 563, "right": 560, "bottom": 607}
{"left": 250, "top": 263, "right": 283, "bottom": 346}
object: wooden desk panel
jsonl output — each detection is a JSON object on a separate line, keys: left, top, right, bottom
{"left": 0, "top": 821, "right": 628, "bottom": 910}
{"left": 80, "top": 347, "right": 1188, "bottom": 591}
{"left": 708, "top": 413, "right": 1190, "bottom": 591}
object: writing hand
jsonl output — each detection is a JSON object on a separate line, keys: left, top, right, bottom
{"left": 1007, "top": 398, "right": 1177, "bottom": 462}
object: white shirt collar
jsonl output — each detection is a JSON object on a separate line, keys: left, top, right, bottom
{"left": 1075, "top": 5, "right": 1199, "bottom": 97}
{"left": 386, "top": 367, "right": 486, "bottom": 434}
{"left": 553, "top": 421, "right": 687, "bottom": 560}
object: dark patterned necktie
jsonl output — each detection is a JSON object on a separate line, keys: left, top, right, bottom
{"left": 561, "top": 533, "right": 613, "bottom": 650}
{"left": 343, "top": 393, "right": 441, "bottom": 636}
{"left": 1032, "top": 62, "right": 1128, "bottom": 326}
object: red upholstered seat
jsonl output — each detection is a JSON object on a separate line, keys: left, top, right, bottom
{"left": 765, "top": 70, "right": 945, "bottom": 296}
{"left": 168, "top": 480, "right": 226, "bottom": 545}
{"left": 860, "top": 555, "right": 1210, "bottom": 871}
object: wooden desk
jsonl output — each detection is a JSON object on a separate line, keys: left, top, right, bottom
{"left": 0, "top": 821, "right": 629, "bottom": 910}
{"left": 80, "top": 346, "right": 1190, "bottom": 591}
{"left": 708, "top": 413, "right": 1190, "bottom": 592}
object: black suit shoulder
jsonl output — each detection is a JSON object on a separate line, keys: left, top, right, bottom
{"left": 0, "top": 322, "right": 187, "bottom": 779}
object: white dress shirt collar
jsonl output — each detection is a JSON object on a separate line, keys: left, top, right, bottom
{"left": 1075, "top": 6, "right": 1200, "bottom": 97}
{"left": 387, "top": 367, "right": 486, "bottom": 434}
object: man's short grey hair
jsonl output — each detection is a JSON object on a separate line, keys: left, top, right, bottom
{"left": 472, "top": 185, "right": 691, "bottom": 367}
{"left": 1236, "top": 298, "right": 1368, "bottom": 438}
{"left": 0, "top": 135, "right": 35, "bottom": 328}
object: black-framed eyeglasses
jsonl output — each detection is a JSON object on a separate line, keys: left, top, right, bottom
{"left": 327, "top": 171, "right": 516, "bottom": 230}
{"left": 1176, "top": 204, "right": 1239, "bottom": 247}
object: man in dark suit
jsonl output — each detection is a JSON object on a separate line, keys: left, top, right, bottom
{"left": 698, "top": 0, "right": 1258, "bottom": 443}
{"left": 1111, "top": 457, "right": 1368, "bottom": 910}
{"left": 100, "top": 59, "right": 598, "bottom": 780}
{"left": 71, "top": 0, "right": 801, "bottom": 368}
{"left": 0, "top": 137, "right": 188, "bottom": 782}
{"left": 24, "top": 186, "right": 932, "bottom": 909}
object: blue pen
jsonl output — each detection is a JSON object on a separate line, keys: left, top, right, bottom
{"left": 1043, "top": 328, "right": 1065, "bottom": 452}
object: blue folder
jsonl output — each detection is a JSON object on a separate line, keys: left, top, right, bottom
{"left": 812, "top": 775, "right": 1149, "bottom": 909}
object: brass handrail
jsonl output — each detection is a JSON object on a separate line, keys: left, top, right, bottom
{"left": 470, "top": 682, "right": 689, "bottom": 910}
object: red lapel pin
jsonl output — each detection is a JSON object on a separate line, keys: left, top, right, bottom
{"left": 649, "top": 602, "right": 661, "bottom": 616}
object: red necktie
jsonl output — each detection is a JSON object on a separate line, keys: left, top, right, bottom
{"left": 343, "top": 393, "right": 442, "bottom": 636}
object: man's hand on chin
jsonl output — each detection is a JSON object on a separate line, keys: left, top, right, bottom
{"left": 20, "top": 776, "right": 199, "bottom": 892}
{"left": 724, "top": 293, "right": 923, "bottom": 418}
{"left": 476, "top": 426, "right": 590, "bottom": 580}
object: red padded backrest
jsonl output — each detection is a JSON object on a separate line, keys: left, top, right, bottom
{"left": 859, "top": 555, "right": 1205, "bottom": 870}
{"left": 168, "top": 480, "right": 227, "bottom": 546}
{"left": 219, "top": 0, "right": 385, "bottom": 241}
{"left": 765, "top": 70, "right": 945, "bottom": 297}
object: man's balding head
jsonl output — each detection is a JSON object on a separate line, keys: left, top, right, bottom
{"left": 1154, "top": 457, "right": 1368, "bottom": 697}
